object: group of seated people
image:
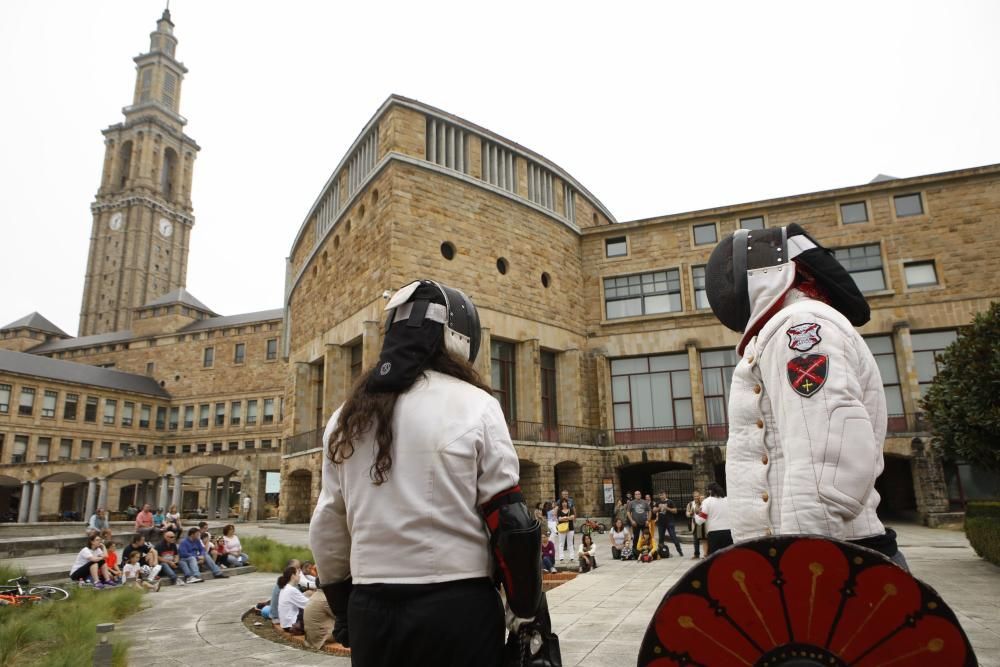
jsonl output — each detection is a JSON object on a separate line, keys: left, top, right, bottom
{"left": 608, "top": 518, "right": 663, "bottom": 563}
{"left": 256, "top": 559, "right": 346, "bottom": 651}
{"left": 71, "top": 521, "right": 250, "bottom": 589}
{"left": 541, "top": 531, "right": 600, "bottom": 573}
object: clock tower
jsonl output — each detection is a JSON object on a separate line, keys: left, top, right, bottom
{"left": 79, "top": 9, "right": 199, "bottom": 336}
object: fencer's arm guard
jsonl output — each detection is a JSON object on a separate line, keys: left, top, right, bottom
{"left": 481, "top": 485, "right": 543, "bottom": 619}
{"left": 319, "top": 577, "right": 352, "bottom": 647}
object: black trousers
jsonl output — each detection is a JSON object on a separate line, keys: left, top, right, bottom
{"left": 349, "top": 577, "right": 504, "bottom": 667}
{"left": 707, "top": 529, "right": 733, "bottom": 554}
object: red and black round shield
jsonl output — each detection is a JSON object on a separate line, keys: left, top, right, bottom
{"left": 637, "top": 535, "right": 976, "bottom": 666}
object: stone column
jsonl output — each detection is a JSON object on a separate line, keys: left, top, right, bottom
{"left": 592, "top": 352, "right": 612, "bottom": 431}
{"left": 172, "top": 474, "right": 183, "bottom": 510}
{"left": 516, "top": 339, "right": 542, "bottom": 424}
{"left": 218, "top": 474, "right": 233, "bottom": 519}
{"left": 475, "top": 326, "right": 492, "bottom": 381}
{"left": 893, "top": 322, "right": 921, "bottom": 426}
{"left": 207, "top": 477, "right": 218, "bottom": 519}
{"left": 84, "top": 478, "right": 98, "bottom": 519}
{"left": 158, "top": 475, "right": 169, "bottom": 510}
{"left": 910, "top": 438, "right": 950, "bottom": 521}
{"left": 28, "top": 481, "right": 42, "bottom": 523}
{"left": 686, "top": 341, "right": 708, "bottom": 431}
{"left": 556, "top": 349, "right": 583, "bottom": 430}
{"left": 17, "top": 481, "right": 31, "bottom": 523}
{"left": 97, "top": 478, "right": 109, "bottom": 511}
{"left": 361, "top": 320, "right": 382, "bottom": 370}
{"left": 323, "top": 343, "right": 348, "bottom": 419}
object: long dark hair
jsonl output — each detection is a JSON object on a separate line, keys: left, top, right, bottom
{"left": 277, "top": 565, "right": 299, "bottom": 589}
{"left": 707, "top": 482, "right": 726, "bottom": 498}
{"left": 328, "top": 348, "right": 492, "bottom": 485}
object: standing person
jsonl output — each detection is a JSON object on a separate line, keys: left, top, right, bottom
{"left": 241, "top": 494, "right": 252, "bottom": 523}
{"left": 686, "top": 491, "right": 707, "bottom": 559}
{"left": 556, "top": 498, "right": 575, "bottom": 562}
{"left": 87, "top": 507, "right": 110, "bottom": 532}
{"left": 695, "top": 483, "right": 733, "bottom": 553}
{"left": 705, "top": 224, "right": 906, "bottom": 567}
{"left": 626, "top": 490, "right": 651, "bottom": 554}
{"left": 613, "top": 498, "right": 628, "bottom": 528}
{"left": 555, "top": 489, "right": 575, "bottom": 512}
{"left": 577, "top": 534, "right": 597, "bottom": 573}
{"left": 609, "top": 518, "right": 629, "bottom": 560}
{"left": 544, "top": 501, "right": 557, "bottom": 543}
{"left": 308, "top": 280, "right": 552, "bottom": 667}
{"left": 655, "top": 492, "right": 683, "bottom": 558}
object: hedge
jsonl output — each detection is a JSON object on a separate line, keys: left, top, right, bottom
{"left": 965, "top": 500, "right": 1000, "bottom": 566}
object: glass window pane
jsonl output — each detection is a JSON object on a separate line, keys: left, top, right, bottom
{"left": 607, "top": 297, "right": 642, "bottom": 319}
{"left": 613, "top": 404, "right": 632, "bottom": 429}
{"left": 740, "top": 216, "right": 765, "bottom": 230}
{"left": 695, "top": 290, "right": 710, "bottom": 309}
{"left": 894, "top": 193, "right": 924, "bottom": 217}
{"left": 905, "top": 262, "right": 938, "bottom": 287}
{"left": 606, "top": 237, "right": 627, "bottom": 257}
{"left": 672, "top": 372, "right": 692, "bottom": 398}
{"left": 885, "top": 386, "right": 904, "bottom": 416}
{"left": 874, "top": 355, "right": 899, "bottom": 384}
{"left": 693, "top": 224, "right": 717, "bottom": 245}
{"left": 911, "top": 331, "right": 958, "bottom": 351}
{"left": 914, "top": 351, "right": 939, "bottom": 383}
{"left": 706, "top": 397, "right": 726, "bottom": 424}
{"left": 630, "top": 375, "right": 654, "bottom": 428}
{"left": 703, "top": 368, "right": 723, "bottom": 396}
{"left": 611, "top": 358, "right": 648, "bottom": 376}
{"left": 612, "top": 376, "right": 630, "bottom": 400}
{"left": 675, "top": 399, "right": 694, "bottom": 427}
{"left": 650, "top": 354, "right": 687, "bottom": 372}
{"left": 840, "top": 202, "right": 868, "bottom": 224}
{"left": 865, "top": 336, "right": 892, "bottom": 355}
{"left": 643, "top": 294, "right": 672, "bottom": 314}
{"left": 649, "top": 374, "right": 673, "bottom": 427}
{"left": 853, "top": 269, "right": 885, "bottom": 292}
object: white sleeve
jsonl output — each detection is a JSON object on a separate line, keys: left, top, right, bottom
{"left": 765, "top": 313, "right": 879, "bottom": 527}
{"left": 475, "top": 397, "right": 521, "bottom": 506}
{"left": 309, "top": 409, "right": 352, "bottom": 584}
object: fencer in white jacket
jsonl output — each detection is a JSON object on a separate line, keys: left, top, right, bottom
{"left": 705, "top": 223, "right": 906, "bottom": 566}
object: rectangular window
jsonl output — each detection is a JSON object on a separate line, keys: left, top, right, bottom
{"left": 103, "top": 399, "right": 117, "bottom": 425}
{"left": 266, "top": 338, "right": 278, "bottom": 361}
{"left": 215, "top": 402, "right": 226, "bottom": 426}
{"left": 261, "top": 439, "right": 272, "bottom": 450}
{"left": 231, "top": 401, "right": 242, "bottom": 426}
{"left": 693, "top": 223, "right": 718, "bottom": 245}
{"left": 692, "top": 265, "right": 709, "bottom": 310}
{"left": 263, "top": 398, "right": 275, "bottom": 424}
{"left": 122, "top": 401, "right": 134, "bottom": 427}
{"left": 42, "top": 390, "right": 57, "bottom": 418}
{"left": 245, "top": 439, "right": 257, "bottom": 450}
{"left": 169, "top": 407, "right": 179, "bottom": 430}
{"left": 490, "top": 341, "right": 517, "bottom": 422}
{"left": 13, "top": 435, "right": 29, "bottom": 464}
{"left": 35, "top": 437, "right": 51, "bottom": 462}
{"left": 350, "top": 344, "right": 363, "bottom": 380}
{"left": 234, "top": 343, "right": 246, "bottom": 364}
{"left": 153, "top": 445, "right": 163, "bottom": 455}
{"left": 213, "top": 442, "right": 223, "bottom": 453}
{"left": 227, "top": 441, "right": 239, "bottom": 451}
{"left": 604, "top": 270, "right": 682, "bottom": 319}
{"left": 139, "top": 66, "right": 153, "bottom": 103}
{"left": 63, "top": 393, "right": 78, "bottom": 420}
{"left": 246, "top": 400, "right": 258, "bottom": 426}
{"left": 894, "top": 193, "right": 924, "bottom": 217}
{"left": 203, "top": 347, "right": 214, "bottom": 368}
{"left": 155, "top": 406, "right": 167, "bottom": 430}
{"left": 605, "top": 236, "right": 627, "bottom": 258}
{"left": 426, "top": 117, "right": 470, "bottom": 174}
{"left": 84, "top": 396, "right": 99, "bottom": 423}
{"left": 59, "top": 438, "right": 72, "bottom": 461}
{"left": 611, "top": 354, "right": 694, "bottom": 438}
{"left": 18, "top": 387, "right": 35, "bottom": 417}
{"left": 833, "top": 244, "right": 885, "bottom": 292}
{"left": 701, "top": 349, "right": 740, "bottom": 434}
{"left": 182, "top": 445, "right": 192, "bottom": 454}
{"left": 166, "top": 445, "right": 176, "bottom": 455}
{"left": 740, "top": 216, "right": 765, "bottom": 230}
{"left": 199, "top": 404, "right": 210, "bottom": 428}
{"left": 540, "top": 351, "right": 558, "bottom": 436}
{"left": 99, "top": 441, "right": 112, "bottom": 459}
{"left": 184, "top": 405, "right": 194, "bottom": 429}
{"left": 136, "top": 444, "right": 147, "bottom": 456}
{"left": 80, "top": 440, "right": 93, "bottom": 460}
{"left": 904, "top": 261, "right": 938, "bottom": 288}
{"left": 0, "top": 384, "right": 10, "bottom": 414}
{"left": 162, "top": 70, "right": 177, "bottom": 109}
{"left": 840, "top": 201, "right": 868, "bottom": 224}
{"left": 139, "top": 404, "right": 151, "bottom": 428}
{"left": 120, "top": 443, "right": 134, "bottom": 458}
{"left": 480, "top": 139, "right": 516, "bottom": 192}
{"left": 146, "top": 362, "right": 154, "bottom": 376}
{"left": 912, "top": 330, "right": 958, "bottom": 397}
{"left": 865, "top": 336, "right": 906, "bottom": 430}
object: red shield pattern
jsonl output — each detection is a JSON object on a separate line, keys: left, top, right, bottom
{"left": 787, "top": 354, "right": 828, "bottom": 397}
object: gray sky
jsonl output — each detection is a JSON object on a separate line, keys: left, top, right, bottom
{"left": 2, "top": 1, "right": 998, "bottom": 336}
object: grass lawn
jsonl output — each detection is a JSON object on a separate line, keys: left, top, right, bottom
{"left": 239, "top": 536, "right": 314, "bottom": 572}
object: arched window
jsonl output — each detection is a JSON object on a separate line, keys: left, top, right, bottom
{"left": 161, "top": 148, "right": 178, "bottom": 198}
{"left": 117, "top": 140, "right": 133, "bottom": 190}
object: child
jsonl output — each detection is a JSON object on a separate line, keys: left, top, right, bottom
{"left": 541, "top": 531, "right": 556, "bottom": 573}
{"left": 104, "top": 541, "right": 123, "bottom": 584}
{"left": 578, "top": 534, "right": 598, "bottom": 573}
{"left": 637, "top": 527, "right": 659, "bottom": 563}
{"left": 123, "top": 550, "right": 161, "bottom": 592}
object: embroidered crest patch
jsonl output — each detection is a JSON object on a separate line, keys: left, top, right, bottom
{"left": 786, "top": 322, "right": 822, "bottom": 352}
{"left": 787, "top": 354, "right": 828, "bottom": 397}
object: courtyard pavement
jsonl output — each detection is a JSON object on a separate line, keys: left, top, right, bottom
{"left": 14, "top": 522, "right": 997, "bottom": 666}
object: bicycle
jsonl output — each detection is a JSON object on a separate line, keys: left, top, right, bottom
{"left": 0, "top": 576, "right": 70, "bottom": 606}
{"left": 579, "top": 519, "right": 607, "bottom": 536}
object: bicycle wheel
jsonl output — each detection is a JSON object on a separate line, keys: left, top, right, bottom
{"left": 26, "top": 586, "right": 70, "bottom": 602}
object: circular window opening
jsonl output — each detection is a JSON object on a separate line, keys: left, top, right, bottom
{"left": 496, "top": 257, "right": 509, "bottom": 275}
{"left": 441, "top": 242, "right": 456, "bottom": 260}
{"left": 371, "top": 189, "right": 380, "bottom": 204}
{"left": 541, "top": 272, "right": 551, "bottom": 288}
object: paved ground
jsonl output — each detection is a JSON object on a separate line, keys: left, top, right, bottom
{"left": 15, "top": 522, "right": 998, "bottom": 666}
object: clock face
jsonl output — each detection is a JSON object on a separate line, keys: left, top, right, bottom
{"left": 108, "top": 212, "right": 123, "bottom": 231}
{"left": 158, "top": 218, "right": 173, "bottom": 238}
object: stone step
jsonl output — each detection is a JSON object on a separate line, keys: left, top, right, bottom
{"left": 28, "top": 563, "right": 257, "bottom": 585}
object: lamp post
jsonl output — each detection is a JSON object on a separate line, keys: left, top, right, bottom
{"left": 93, "top": 623, "right": 114, "bottom": 666}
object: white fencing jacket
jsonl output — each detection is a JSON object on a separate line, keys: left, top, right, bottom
{"left": 726, "top": 290, "right": 887, "bottom": 543}
{"left": 308, "top": 370, "right": 520, "bottom": 585}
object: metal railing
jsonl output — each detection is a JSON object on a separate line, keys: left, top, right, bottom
{"left": 508, "top": 421, "right": 609, "bottom": 447}
{"left": 285, "top": 429, "right": 323, "bottom": 456}
{"left": 887, "top": 413, "right": 930, "bottom": 434}
{"left": 611, "top": 424, "right": 728, "bottom": 448}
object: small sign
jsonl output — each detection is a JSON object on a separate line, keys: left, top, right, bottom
{"left": 602, "top": 478, "right": 615, "bottom": 504}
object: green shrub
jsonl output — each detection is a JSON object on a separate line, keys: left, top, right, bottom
{"left": 239, "top": 536, "right": 313, "bottom": 573}
{"left": 965, "top": 500, "right": 1000, "bottom": 566}
{"left": 0, "top": 579, "right": 144, "bottom": 667}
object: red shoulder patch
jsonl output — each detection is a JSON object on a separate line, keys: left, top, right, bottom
{"left": 787, "top": 354, "right": 828, "bottom": 397}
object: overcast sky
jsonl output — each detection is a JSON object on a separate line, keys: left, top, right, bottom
{"left": 1, "top": 1, "right": 998, "bottom": 336}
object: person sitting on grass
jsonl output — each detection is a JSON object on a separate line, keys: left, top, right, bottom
{"left": 69, "top": 534, "right": 117, "bottom": 588}
{"left": 578, "top": 534, "right": 598, "bottom": 572}
{"left": 277, "top": 565, "right": 310, "bottom": 635}
{"left": 541, "top": 531, "right": 556, "bottom": 573}
{"left": 220, "top": 524, "right": 250, "bottom": 567}
{"left": 123, "top": 550, "right": 161, "bottom": 592}
{"left": 636, "top": 526, "right": 659, "bottom": 563}
{"left": 299, "top": 561, "right": 319, "bottom": 591}
{"left": 177, "top": 527, "right": 228, "bottom": 583}
{"left": 122, "top": 533, "right": 161, "bottom": 583}
{"left": 262, "top": 558, "right": 301, "bottom": 625}
{"left": 303, "top": 588, "right": 336, "bottom": 649}
{"left": 153, "top": 531, "right": 184, "bottom": 586}
{"left": 104, "top": 541, "right": 123, "bottom": 584}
